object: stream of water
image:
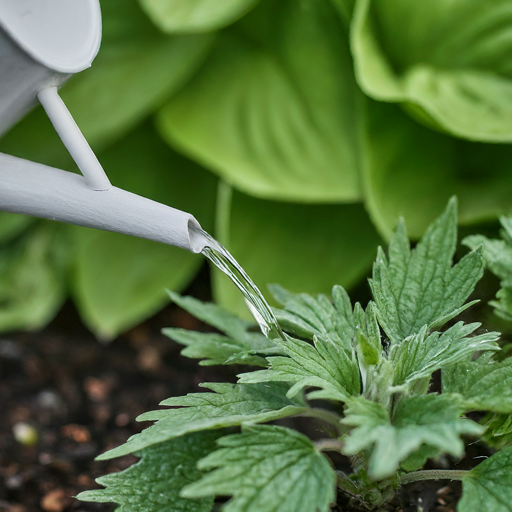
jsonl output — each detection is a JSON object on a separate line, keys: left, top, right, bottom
{"left": 189, "top": 224, "right": 285, "bottom": 341}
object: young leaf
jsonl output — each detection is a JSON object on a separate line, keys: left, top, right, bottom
{"left": 164, "top": 291, "right": 280, "bottom": 366}
{"left": 98, "top": 382, "right": 305, "bottom": 460}
{"left": 238, "top": 333, "right": 360, "bottom": 401}
{"left": 370, "top": 197, "right": 484, "bottom": 344}
{"left": 77, "top": 431, "right": 219, "bottom": 511}
{"left": 481, "top": 413, "right": 512, "bottom": 450}
{"left": 464, "top": 217, "right": 512, "bottom": 321}
{"left": 139, "top": 0, "right": 259, "bottom": 33}
{"left": 391, "top": 322, "right": 500, "bottom": 389}
{"left": 459, "top": 447, "right": 512, "bottom": 512}
{"left": 182, "top": 425, "right": 336, "bottom": 512}
{"left": 342, "top": 394, "right": 482, "bottom": 479}
{"left": 269, "top": 283, "right": 355, "bottom": 342}
{"left": 442, "top": 358, "right": 512, "bottom": 413}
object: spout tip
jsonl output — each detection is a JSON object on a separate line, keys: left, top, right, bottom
{"left": 187, "top": 219, "right": 207, "bottom": 254}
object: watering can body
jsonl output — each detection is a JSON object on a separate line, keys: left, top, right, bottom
{"left": 0, "top": 0, "right": 205, "bottom": 253}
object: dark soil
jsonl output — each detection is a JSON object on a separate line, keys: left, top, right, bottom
{"left": 0, "top": 264, "right": 498, "bottom": 512}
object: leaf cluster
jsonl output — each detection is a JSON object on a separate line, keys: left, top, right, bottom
{"left": 80, "top": 199, "right": 512, "bottom": 511}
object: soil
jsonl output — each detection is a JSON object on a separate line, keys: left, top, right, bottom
{"left": 0, "top": 264, "right": 499, "bottom": 512}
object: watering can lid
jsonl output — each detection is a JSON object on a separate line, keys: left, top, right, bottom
{"left": 0, "top": 0, "right": 101, "bottom": 73}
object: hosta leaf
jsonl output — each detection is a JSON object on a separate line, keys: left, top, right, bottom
{"left": 0, "top": 222, "right": 68, "bottom": 331}
{"left": 164, "top": 292, "right": 280, "bottom": 366}
{"left": 213, "top": 187, "right": 381, "bottom": 320}
{"left": 70, "top": 123, "right": 216, "bottom": 339}
{"left": 342, "top": 394, "right": 482, "bottom": 480}
{"left": 139, "top": 0, "right": 259, "bottom": 33}
{"left": 77, "top": 431, "right": 219, "bottom": 512}
{"left": 157, "top": 0, "right": 363, "bottom": 202}
{"left": 459, "top": 448, "right": 512, "bottom": 512}
{"left": 442, "top": 358, "right": 512, "bottom": 414}
{"left": 98, "top": 382, "right": 305, "bottom": 460}
{"left": 352, "top": 0, "right": 512, "bottom": 142}
{"left": 182, "top": 425, "right": 336, "bottom": 512}
{"left": 361, "top": 101, "right": 512, "bottom": 240}
{"left": 238, "top": 333, "right": 360, "bottom": 401}
{"left": 269, "top": 283, "right": 355, "bottom": 342}
{"left": 370, "top": 198, "right": 484, "bottom": 344}
{"left": 391, "top": 322, "right": 500, "bottom": 389}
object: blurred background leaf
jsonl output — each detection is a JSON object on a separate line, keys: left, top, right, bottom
{"left": 1, "top": 0, "right": 512, "bottom": 337}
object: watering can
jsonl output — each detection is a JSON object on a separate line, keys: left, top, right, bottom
{"left": 0, "top": 0, "right": 205, "bottom": 253}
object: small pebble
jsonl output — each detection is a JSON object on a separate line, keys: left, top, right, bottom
{"left": 12, "top": 422, "right": 38, "bottom": 446}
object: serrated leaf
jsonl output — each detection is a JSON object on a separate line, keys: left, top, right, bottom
{"left": 352, "top": 0, "right": 512, "bottom": 142}
{"left": 238, "top": 333, "right": 360, "bottom": 401}
{"left": 69, "top": 123, "right": 216, "bottom": 339}
{"left": 442, "top": 358, "right": 512, "bottom": 414}
{"left": 370, "top": 198, "right": 484, "bottom": 344}
{"left": 98, "top": 382, "right": 305, "bottom": 460}
{"left": 157, "top": 0, "right": 363, "bottom": 202}
{"left": 270, "top": 283, "right": 355, "bottom": 342}
{"left": 481, "top": 413, "right": 512, "bottom": 450}
{"left": 164, "top": 291, "right": 281, "bottom": 366}
{"left": 459, "top": 447, "right": 512, "bottom": 512}
{"left": 182, "top": 425, "right": 336, "bottom": 512}
{"left": 391, "top": 322, "right": 500, "bottom": 389}
{"left": 342, "top": 394, "right": 482, "bottom": 480}
{"left": 77, "top": 431, "right": 219, "bottom": 511}
{"left": 212, "top": 187, "right": 381, "bottom": 320}
{"left": 0, "top": 222, "right": 68, "bottom": 331}
{"left": 139, "top": 0, "right": 259, "bottom": 33}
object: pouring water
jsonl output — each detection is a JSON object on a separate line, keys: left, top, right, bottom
{"left": 188, "top": 223, "right": 285, "bottom": 341}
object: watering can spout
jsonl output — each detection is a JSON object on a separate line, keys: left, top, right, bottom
{"left": 0, "top": 152, "right": 207, "bottom": 253}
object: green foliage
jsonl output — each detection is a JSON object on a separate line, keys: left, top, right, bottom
{"left": 182, "top": 426, "right": 336, "bottom": 512}
{"left": 5, "top": 0, "right": 512, "bottom": 335}
{"left": 459, "top": 448, "right": 512, "bottom": 512}
{"left": 464, "top": 215, "right": 512, "bottom": 321}
{"left": 76, "top": 431, "right": 219, "bottom": 511}
{"left": 80, "top": 199, "right": 512, "bottom": 511}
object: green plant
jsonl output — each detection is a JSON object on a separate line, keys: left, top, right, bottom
{"left": 2, "top": 0, "right": 512, "bottom": 338}
{"left": 77, "top": 199, "right": 512, "bottom": 511}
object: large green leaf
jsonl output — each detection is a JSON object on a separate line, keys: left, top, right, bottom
{"left": 98, "top": 382, "right": 305, "bottom": 460}
{"left": 0, "top": 0, "right": 213, "bottom": 164}
{"left": 70, "top": 122, "right": 217, "bottom": 339}
{"left": 182, "top": 425, "right": 336, "bottom": 512}
{"left": 0, "top": 222, "right": 68, "bottom": 331}
{"left": 139, "top": 0, "right": 259, "bottom": 33}
{"left": 352, "top": 0, "right": 512, "bottom": 142}
{"left": 212, "top": 187, "right": 381, "bottom": 319}
{"left": 361, "top": 101, "right": 512, "bottom": 240}
{"left": 157, "top": 0, "right": 363, "bottom": 202}
{"left": 459, "top": 448, "right": 512, "bottom": 512}
{"left": 77, "top": 431, "right": 219, "bottom": 512}
{"left": 342, "top": 394, "right": 483, "bottom": 480}
{"left": 0, "top": 213, "right": 34, "bottom": 245}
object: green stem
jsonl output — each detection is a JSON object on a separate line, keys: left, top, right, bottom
{"left": 314, "top": 439, "right": 344, "bottom": 452}
{"left": 400, "top": 470, "right": 469, "bottom": 485}
{"left": 299, "top": 408, "right": 344, "bottom": 431}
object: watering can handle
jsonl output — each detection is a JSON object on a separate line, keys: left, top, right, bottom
{"left": 38, "top": 86, "right": 111, "bottom": 191}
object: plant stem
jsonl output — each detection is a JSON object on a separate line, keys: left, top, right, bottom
{"left": 299, "top": 408, "right": 344, "bottom": 431}
{"left": 314, "top": 439, "right": 344, "bottom": 452}
{"left": 400, "top": 470, "right": 470, "bottom": 485}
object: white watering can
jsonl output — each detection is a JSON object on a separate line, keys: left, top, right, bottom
{"left": 0, "top": 0, "right": 205, "bottom": 253}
